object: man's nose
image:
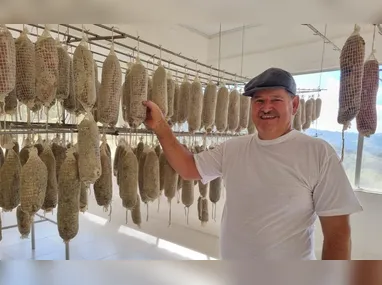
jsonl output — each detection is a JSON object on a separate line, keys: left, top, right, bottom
{"left": 261, "top": 100, "right": 273, "bottom": 112}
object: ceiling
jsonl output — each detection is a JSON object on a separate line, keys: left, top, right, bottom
{"left": 1, "top": 0, "right": 381, "bottom": 24}
{"left": 204, "top": 23, "right": 382, "bottom": 77}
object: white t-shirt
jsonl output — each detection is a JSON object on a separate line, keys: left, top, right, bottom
{"left": 193, "top": 130, "right": 363, "bottom": 260}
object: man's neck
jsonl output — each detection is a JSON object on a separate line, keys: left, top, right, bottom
{"left": 258, "top": 128, "right": 293, "bottom": 140}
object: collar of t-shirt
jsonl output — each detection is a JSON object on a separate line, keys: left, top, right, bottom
{"left": 254, "top": 129, "right": 299, "bottom": 146}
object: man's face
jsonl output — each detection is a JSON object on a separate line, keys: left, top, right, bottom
{"left": 251, "top": 88, "right": 299, "bottom": 140}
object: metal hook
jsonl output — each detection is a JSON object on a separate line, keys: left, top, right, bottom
{"left": 159, "top": 45, "right": 162, "bottom": 63}
{"left": 137, "top": 36, "right": 140, "bottom": 55}
{"left": 131, "top": 46, "right": 137, "bottom": 59}
{"left": 194, "top": 58, "right": 199, "bottom": 76}
{"left": 56, "top": 24, "right": 60, "bottom": 41}
{"left": 65, "top": 26, "right": 70, "bottom": 44}
{"left": 371, "top": 24, "right": 377, "bottom": 52}
{"left": 150, "top": 54, "right": 155, "bottom": 71}
{"left": 135, "top": 30, "right": 140, "bottom": 55}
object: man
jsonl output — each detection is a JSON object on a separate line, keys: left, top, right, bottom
{"left": 143, "top": 67, "right": 363, "bottom": 260}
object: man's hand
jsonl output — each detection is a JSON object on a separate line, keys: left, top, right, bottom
{"left": 142, "top": 100, "right": 201, "bottom": 181}
{"left": 142, "top": 100, "right": 168, "bottom": 135}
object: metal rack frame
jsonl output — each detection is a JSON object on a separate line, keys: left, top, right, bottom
{"left": 0, "top": 23, "right": 336, "bottom": 262}
{"left": 7, "top": 24, "right": 328, "bottom": 93}
{"left": 6, "top": 26, "right": 220, "bottom": 87}
{"left": 92, "top": 24, "right": 248, "bottom": 81}
{"left": 0, "top": 120, "right": 237, "bottom": 261}
{"left": 28, "top": 23, "right": 249, "bottom": 86}
{"left": 0, "top": 121, "right": 242, "bottom": 138}
{"left": 302, "top": 24, "right": 342, "bottom": 52}
{"left": 0, "top": 212, "right": 66, "bottom": 259}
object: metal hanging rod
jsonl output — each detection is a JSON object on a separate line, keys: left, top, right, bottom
{"left": 22, "top": 24, "right": 243, "bottom": 85}
{"left": 0, "top": 121, "right": 241, "bottom": 138}
{"left": 304, "top": 24, "right": 382, "bottom": 84}
{"left": 93, "top": 24, "right": 250, "bottom": 81}
{"left": 301, "top": 24, "right": 342, "bottom": 52}
{"left": 297, "top": 88, "right": 327, "bottom": 94}
{"left": 67, "top": 34, "right": 127, "bottom": 43}
{"left": 304, "top": 24, "right": 381, "bottom": 52}
{"left": 56, "top": 24, "right": 245, "bottom": 84}
{"left": 7, "top": 26, "right": 323, "bottom": 91}
{"left": 7, "top": 25, "right": 241, "bottom": 87}
{"left": 377, "top": 24, "right": 382, "bottom": 35}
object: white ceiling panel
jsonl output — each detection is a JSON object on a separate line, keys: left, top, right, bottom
{"left": 1, "top": 0, "right": 381, "bottom": 24}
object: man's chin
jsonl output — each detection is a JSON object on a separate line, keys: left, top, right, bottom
{"left": 256, "top": 124, "right": 281, "bottom": 136}
{"left": 256, "top": 121, "right": 278, "bottom": 130}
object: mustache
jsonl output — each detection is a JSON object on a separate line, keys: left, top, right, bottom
{"left": 259, "top": 111, "right": 279, "bottom": 116}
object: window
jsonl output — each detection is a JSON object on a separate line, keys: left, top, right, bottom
{"left": 293, "top": 67, "right": 382, "bottom": 192}
{"left": 359, "top": 67, "right": 382, "bottom": 192}
{"left": 293, "top": 70, "right": 358, "bottom": 188}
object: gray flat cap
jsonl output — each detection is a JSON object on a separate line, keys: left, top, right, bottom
{"left": 242, "top": 67, "right": 297, "bottom": 97}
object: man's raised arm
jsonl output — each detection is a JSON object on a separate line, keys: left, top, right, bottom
{"left": 143, "top": 100, "right": 201, "bottom": 180}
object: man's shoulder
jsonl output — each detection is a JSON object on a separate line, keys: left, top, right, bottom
{"left": 293, "top": 131, "right": 338, "bottom": 157}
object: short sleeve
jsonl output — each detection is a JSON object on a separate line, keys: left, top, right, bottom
{"left": 313, "top": 152, "right": 363, "bottom": 217}
{"left": 193, "top": 143, "right": 225, "bottom": 185}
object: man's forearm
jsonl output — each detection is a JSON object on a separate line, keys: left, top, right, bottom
{"left": 321, "top": 238, "right": 351, "bottom": 260}
{"left": 350, "top": 261, "right": 382, "bottom": 285}
{"left": 155, "top": 121, "right": 200, "bottom": 180}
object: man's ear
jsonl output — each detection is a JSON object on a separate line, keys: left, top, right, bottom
{"left": 292, "top": 95, "right": 300, "bottom": 115}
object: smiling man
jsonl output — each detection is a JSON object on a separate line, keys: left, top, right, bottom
{"left": 143, "top": 67, "right": 363, "bottom": 260}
